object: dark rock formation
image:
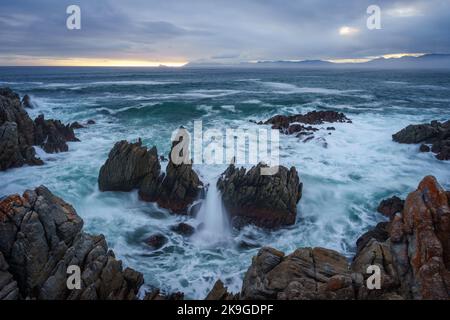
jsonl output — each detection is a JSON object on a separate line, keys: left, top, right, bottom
{"left": 217, "top": 163, "right": 302, "bottom": 229}
{"left": 99, "top": 138, "right": 204, "bottom": 214}
{"left": 393, "top": 120, "right": 450, "bottom": 160}
{"left": 98, "top": 140, "right": 161, "bottom": 192}
{"left": 0, "top": 88, "right": 43, "bottom": 170}
{"left": 419, "top": 144, "right": 430, "bottom": 152}
{"left": 144, "top": 234, "right": 168, "bottom": 250}
{"left": 87, "top": 119, "right": 96, "bottom": 125}
{"left": 264, "top": 110, "right": 351, "bottom": 132}
{"left": 205, "top": 280, "right": 238, "bottom": 300}
{"left": 170, "top": 223, "right": 195, "bottom": 237}
{"left": 236, "top": 175, "right": 450, "bottom": 300}
{"left": 155, "top": 149, "right": 203, "bottom": 214}
{"left": 70, "top": 121, "right": 85, "bottom": 129}
{"left": 143, "top": 289, "right": 184, "bottom": 300}
{"left": 34, "top": 114, "right": 79, "bottom": 153}
{"left": 21, "top": 94, "right": 32, "bottom": 109}
{"left": 241, "top": 247, "right": 355, "bottom": 300}
{"left": 0, "top": 186, "right": 143, "bottom": 300}
{"left": 377, "top": 196, "right": 404, "bottom": 220}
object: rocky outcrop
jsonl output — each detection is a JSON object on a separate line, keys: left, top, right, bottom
{"left": 21, "top": 95, "right": 33, "bottom": 109}
{"left": 0, "top": 88, "right": 43, "bottom": 170}
{"left": 170, "top": 223, "right": 195, "bottom": 237}
{"left": 217, "top": 163, "right": 302, "bottom": 229}
{"left": 205, "top": 280, "right": 238, "bottom": 300}
{"left": 241, "top": 247, "right": 355, "bottom": 300}
{"left": 235, "top": 176, "right": 450, "bottom": 300}
{"left": 154, "top": 145, "right": 203, "bottom": 214}
{"left": 393, "top": 120, "right": 450, "bottom": 160}
{"left": 377, "top": 196, "right": 404, "bottom": 220}
{"left": 0, "top": 186, "right": 143, "bottom": 300}
{"left": 98, "top": 140, "right": 161, "bottom": 192}
{"left": 143, "top": 289, "right": 184, "bottom": 300}
{"left": 99, "top": 138, "right": 203, "bottom": 214}
{"left": 34, "top": 114, "right": 79, "bottom": 153}
{"left": 262, "top": 110, "right": 351, "bottom": 137}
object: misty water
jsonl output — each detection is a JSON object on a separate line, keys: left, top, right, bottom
{"left": 1, "top": 67, "right": 449, "bottom": 298}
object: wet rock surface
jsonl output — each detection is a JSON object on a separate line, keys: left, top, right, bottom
{"left": 377, "top": 195, "right": 404, "bottom": 220}
{"left": 0, "top": 88, "right": 43, "bottom": 170}
{"left": 393, "top": 120, "right": 450, "bottom": 160}
{"left": 98, "top": 140, "right": 161, "bottom": 192}
{"left": 217, "top": 163, "right": 302, "bottom": 229}
{"left": 170, "top": 222, "right": 195, "bottom": 237}
{"left": 205, "top": 279, "right": 238, "bottom": 300}
{"left": 99, "top": 138, "right": 203, "bottom": 214}
{"left": 0, "top": 186, "right": 143, "bottom": 300}
{"left": 34, "top": 114, "right": 79, "bottom": 153}
{"left": 233, "top": 176, "right": 450, "bottom": 300}
{"left": 144, "top": 233, "right": 168, "bottom": 250}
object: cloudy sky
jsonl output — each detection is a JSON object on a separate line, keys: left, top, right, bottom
{"left": 0, "top": 0, "right": 449, "bottom": 66}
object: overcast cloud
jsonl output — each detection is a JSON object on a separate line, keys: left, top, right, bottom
{"left": 0, "top": 0, "right": 449, "bottom": 65}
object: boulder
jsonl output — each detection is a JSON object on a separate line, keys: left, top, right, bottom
{"left": 0, "top": 186, "right": 143, "bottom": 300}
{"left": 144, "top": 233, "right": 168, "bottom": 250}
{"left": 0, "top": 88, "right": 42, "bottom": 170}
{"left": 98, "top": 140, "right": 161, "bottom": 192}
{"left": 217, "top": 163, "right": 302, "bottom": 229}
{"left": 0, "top": 252, "right": 19, "bottom": 300}
{"left": 70, "top": 121, "right": 85, "bottom": 129}
{"left": 170, "top": 223, "right": 195, "bottom": 237}
{"left": 34, "top": 114, "right": 79, "bottom": 153}
{"left": 87, "top": 119, "right": 96, "bottom": 125}
{"left": 377, "top": 196, "right": 404, "bottom": 220}
{"left": 392, "top": 120, "right": 450, "bottom": 160}
{"left": 240, "top": 247, "right": 355, "bottom": 300}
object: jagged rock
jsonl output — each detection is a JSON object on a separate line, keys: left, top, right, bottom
{"left": 354, "top": 222, "right": 390, "bottom": 255}
{"left": 100, "top": 138, "right": 203, "bottom": 214}
{"left": 264, "top": 110, "right": 351, "bottom": 131}
{"left": 393, "top": 120, "right": 450, "bottom": 160}
{"left": 205, "top": 280, "right": 238, "bottom": 300}
{"left": 156, "top": 157, "right": 203, "bottom": 214}
{"left": 98, "top": 140, "right": 160, "bottom": 192}
{"left": 377, "top": 196, "right": 404, "bottom": 220}
{"left": 70, "top": 121, "right": 85, "bottom": 129}
{"left": 217, "top": 163, "right": 302, "bottom": 229}
{"left": 389, "top": 176, "right": 450, "bottom": 299}
{"left": 241, "top": 247, "right": 355, "bottom": 300}
{"left": 21, "top": 95, "right": 32, "bottom": 109}
{"left": 0, "top": 186, "right": 143, "bottom": 300}
{"left": 170, "top": 223, "right": 195, "bottom": 237}
{"left": 144, "top": 234, "right": 168, "bottom": 250}
{"left": 143, "top": 288, "right": 184, "bottom": 300}
{"left": 0, "top": 88, "right": 42, "bottom": 170}
{"left": 34, "top": 114, "right": 79, "bottom": 153}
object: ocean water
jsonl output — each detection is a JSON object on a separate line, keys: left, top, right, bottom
{"left": 1, "top": 67, "right": 449, "bottom": 298}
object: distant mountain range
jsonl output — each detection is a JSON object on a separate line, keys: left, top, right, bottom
{"left": 185, "top": 54, "right": 450, "bottom": 69}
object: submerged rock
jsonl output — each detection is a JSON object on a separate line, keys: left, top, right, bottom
{"left": 0, "top": 186, "right": 143, "bottom": 300}
{"left": 69, "top": 121, "right": 85, "bottom": 129}
{"left": 217, "top": 163, "right": 302, "bottom": 229}
{"left": 170, "top": 223, "right": 195, "bottom": 237}
{"left": 144, "top": 233, "right": 168, "bottom": 250}
{"left": 34, "top": 114, "right": 79, "bottom": 153}
{"left": 393, "top": 120, "right": 450, "bottom": 160}
{"left": 0, "top": 88, "right": 43, "bottom": 170}
{"left": 98, "top": 140, "right": 161, "bottom": 192}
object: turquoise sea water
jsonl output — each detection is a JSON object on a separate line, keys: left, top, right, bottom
{"left": 1, "top": 67, "right": 449, "bottom": 298}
